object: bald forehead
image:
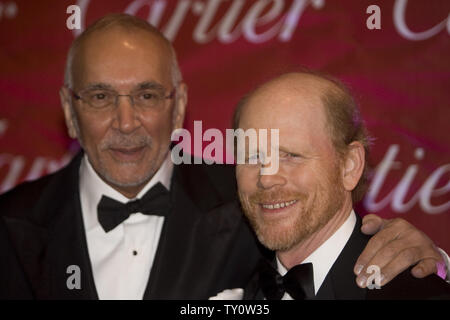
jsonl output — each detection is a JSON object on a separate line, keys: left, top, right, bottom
{"left": 239, "top": 73, "right": 336, "bottom": 126}
{"left": 90, "top": 24, "right": 168, "bottom": 46}
{"left": 70, "top": 25, "right": 173, "bottom": 89}
{"left": 252, "top": 73, "right": 335, "bottom": 104}
{"left": 237, "top": 72, "right": 341, "bottom": 157}
{"left": 75, "top": 24, "right": 172, "bottom": 62}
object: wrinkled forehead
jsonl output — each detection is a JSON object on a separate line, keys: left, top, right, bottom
{"left": 71, "top": 26, "right": 173, "bottom": 89}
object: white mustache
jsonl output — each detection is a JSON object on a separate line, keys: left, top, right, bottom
{"left": 101, "top": 134, "right": 152, "bottom": 150}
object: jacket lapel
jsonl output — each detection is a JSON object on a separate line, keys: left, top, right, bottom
{"left": 46, "top": 168, "right": 98, "bottom": 299}
{"left": 316, "top": 214, "right": 369, "bottom": 300}
{"left": 3, "top": 152, "right": 98, "bottom": 299}
{"left": 142, "top": 180, "right": 199, "bottom": 298}
{"left": 143, "top": 162, "right": 222, "bottom": 299}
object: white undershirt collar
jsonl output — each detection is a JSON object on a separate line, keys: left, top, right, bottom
{"left": 277, "top": 210, "right": 357, "bottom": 295}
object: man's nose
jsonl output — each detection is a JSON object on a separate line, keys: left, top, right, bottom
{"left": 257, "top": 164, "right": 287, "bottom": 189}
{"left": 112, "top": 95, "right": 141, "bottom": 134}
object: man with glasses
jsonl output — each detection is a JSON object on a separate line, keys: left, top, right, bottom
{"left": 0, "top": 13, "right": 448, "bottom": 299}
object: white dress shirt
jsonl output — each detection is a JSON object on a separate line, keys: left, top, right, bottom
{"left": 277, "top": 210, "right": 357, "bottom": 299}
{"left": 79, "top": 154, "right": 173, "bottom": 300}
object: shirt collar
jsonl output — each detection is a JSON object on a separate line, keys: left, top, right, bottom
{"left": 79, "top": 152, "right": 173, "bottom": 231}
{"left": 276, "top": 210, "right": 357, "bottom": 294}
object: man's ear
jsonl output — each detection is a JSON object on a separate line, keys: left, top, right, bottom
{"left": 172, "top": 82, "right": 187, "bottom": 130}
{"left": 342, "top": 141, "right": 365, "bottom": 192}
{"left": 59, "top": 87, "right": 78, "bottom": 139}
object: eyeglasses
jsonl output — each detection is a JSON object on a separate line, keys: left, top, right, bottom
{"left": 68, "top": 86, "right": 176, "bottom": 110}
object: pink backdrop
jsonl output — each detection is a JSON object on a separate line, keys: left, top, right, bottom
{"left": 0, "top": 0, "right": 449, "bottom": 251}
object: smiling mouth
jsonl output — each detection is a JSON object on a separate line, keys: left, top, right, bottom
{"left": 260, "top": 200, "right": 298, "bottom": 210}
{"left": 109, "top": 146, "right": 146, "bottom": 161}
{"left": 110, "top": 146, "right": 144, "bottom": 153}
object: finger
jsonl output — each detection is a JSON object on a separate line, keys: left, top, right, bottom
{"left": 375, "top": 247, "right": 422, "bottom": 287}
{"left": 355, "top": 240, "right": 413, "bottom": 288}
{"left": 411, "top": 258, "right": 439, "bottom": 279}
{"left": 361, "top": 214, "right": 385, "bottom": 235}
{"left": 354, "top": 226, "right": 395, "bottom": 276}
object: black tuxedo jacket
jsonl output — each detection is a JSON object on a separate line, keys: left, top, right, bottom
{"left": 244, "top": 216, "right": 450, "bottom": 300}
{"left": 0, "top": 152, "right": 267, "bottom": 299}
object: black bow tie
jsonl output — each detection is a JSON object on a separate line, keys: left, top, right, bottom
{"left": 97, "top": 182, "right": 171, "bottom": 232}
{"left": 258, "top": 259, "right": 315, "bottom": 300}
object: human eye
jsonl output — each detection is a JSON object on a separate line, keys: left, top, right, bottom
{"left": 279, "top": 151, "right": 303, "bottom": 161}
{"left": 287, "top": 152, "right": 301, "bottom": 158}
{"left": 87, "top": 91, "right": 112, "bottom": 101}
{"left": 249, "top": 150, "right": 271, "bottom": 165}
{"left": 136, "top": 90, "right": 162, "bottom": 101}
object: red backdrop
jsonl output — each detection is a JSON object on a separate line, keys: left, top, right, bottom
{"left": 0, "top": 0, "right": 449, "bottom": 251}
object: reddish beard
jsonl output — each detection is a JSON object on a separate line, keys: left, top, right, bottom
{"left": 239, "top": 169, "right": 345, "bottom": 252}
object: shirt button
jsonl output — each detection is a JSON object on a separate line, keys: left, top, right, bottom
{"left": 133, "top": 250, "right": 138, "bottom": 256}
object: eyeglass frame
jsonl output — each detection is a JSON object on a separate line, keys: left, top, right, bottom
{"left": 66, "top": 85, "right": 176, "bottom": 110}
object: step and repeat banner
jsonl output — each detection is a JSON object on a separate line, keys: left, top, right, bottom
{"left": 0, "top": 0, "right": 449, "bottom": 250}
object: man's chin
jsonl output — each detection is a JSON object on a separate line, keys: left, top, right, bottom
{"left": 106, "top": 173, "right": 152, "bottom": 188}
{"left": 252, "top": 220, "right": 303, "bottom": 251}
{"left": 99, "top": 167, "right": 156, "bottom": 190}
{"left": 100, "top": 157, "right": 156, "bottom": 183}
{"left": 256, "top": 231, "right": 298, "bottom": 252}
